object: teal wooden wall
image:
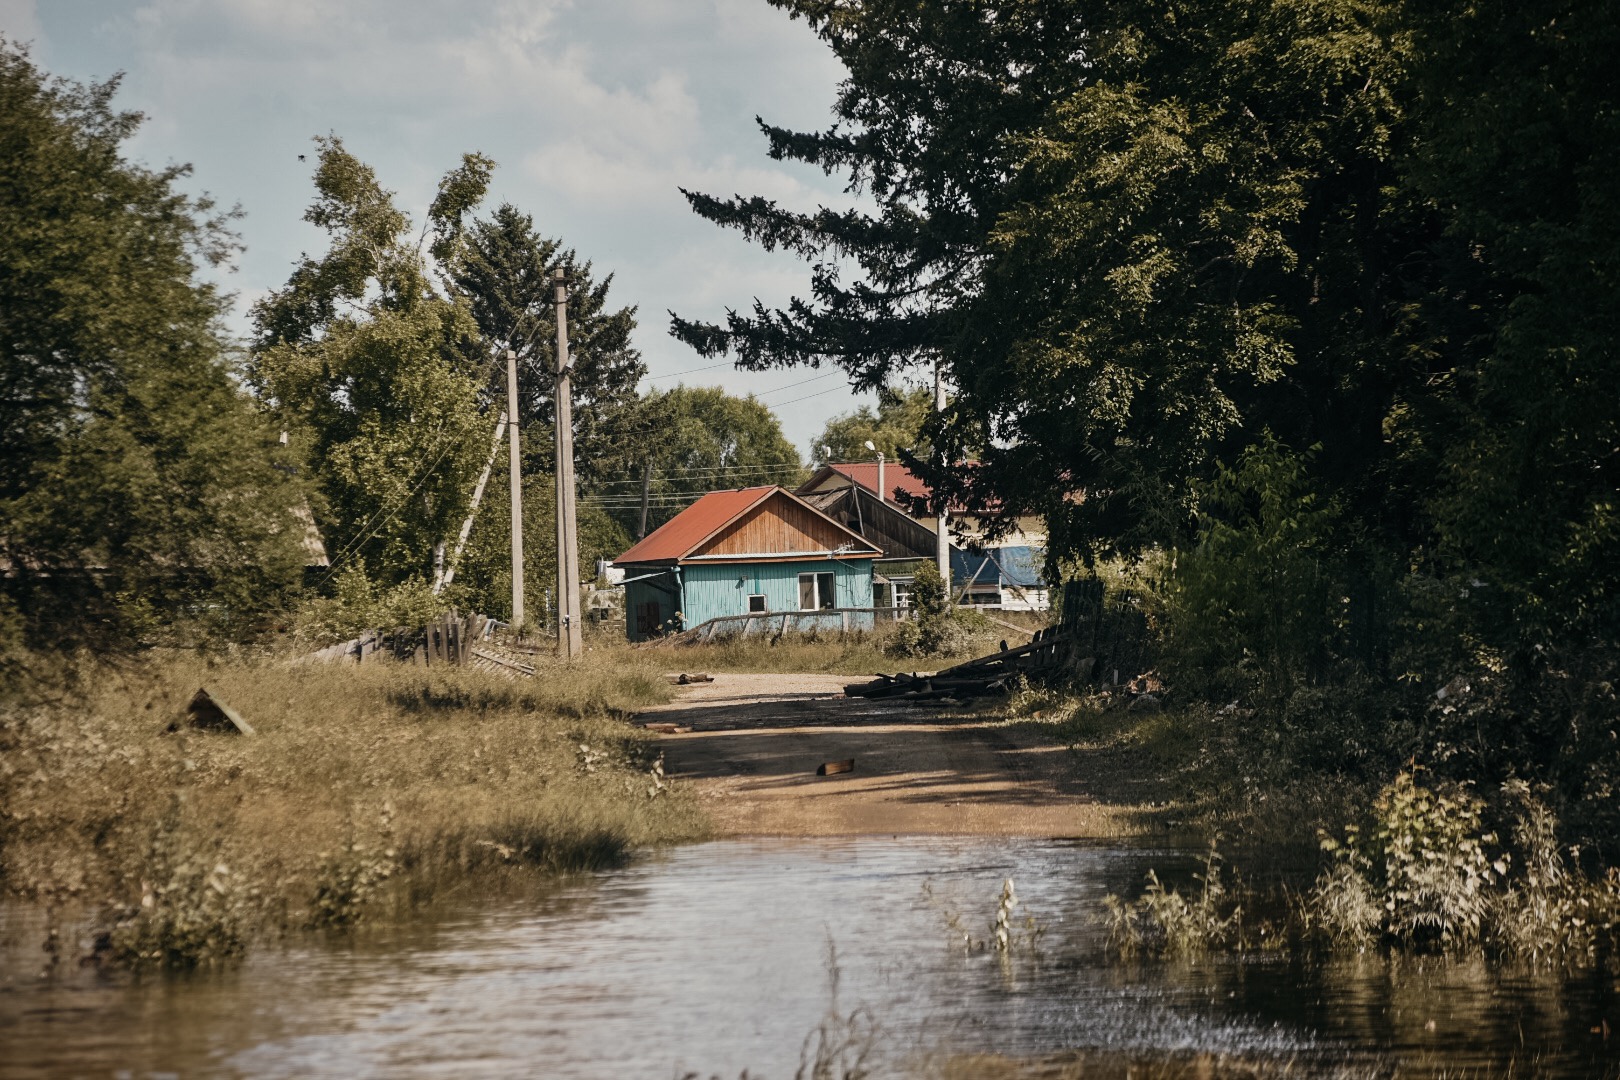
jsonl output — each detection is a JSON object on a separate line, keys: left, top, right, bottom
{"left": 623, "top": 568, "right": 680, "bottom": 641}
{"left": 623, "top": 559, "right": 875, "bottom": 640}
{"left": 681, "top": 559, "right": 872, "bottom": 627}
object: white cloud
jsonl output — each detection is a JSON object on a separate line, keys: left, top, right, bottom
{"left": 34, "top": 0, "right": 869, "bottom": 454}
{"left": 0, "top": 0, "right": 41, "bottom": 44}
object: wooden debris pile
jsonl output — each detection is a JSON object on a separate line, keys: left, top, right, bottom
{"left": 168, "top": 688, "right": 255, "bottom": 735}
{"left": 844, "top": 626, "right": 1094, "bottom": 701}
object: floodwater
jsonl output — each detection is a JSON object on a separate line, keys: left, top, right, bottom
{"left": 2, "top": 837, "right": 1617, "bottom": 1078}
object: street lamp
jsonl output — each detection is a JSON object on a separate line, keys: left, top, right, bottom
{"left": 864, "top": 439, "right": 885, "bottom": 504}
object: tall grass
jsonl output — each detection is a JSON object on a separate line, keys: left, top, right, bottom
{"left": 0, "top": 650, "right": 705, "bottom": 966}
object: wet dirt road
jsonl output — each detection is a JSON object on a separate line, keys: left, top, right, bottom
{"left": 639, "top": 673, "right": 1161, "bottom": 837}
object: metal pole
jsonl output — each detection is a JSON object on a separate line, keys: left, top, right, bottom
{"left": 934, "top": 361, "right": 951, "bottom": 593}
{"left": 506, "top": 350, "right": 525, "bottom": 629}
{"left": 554, "top": 267, "right": 584, "bottom": 659}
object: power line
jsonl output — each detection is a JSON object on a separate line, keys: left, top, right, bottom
{"left": 643, "top": 359, "right": 738, "bottom": 382}
{"left": 586, "top": 464, "right": 806, "bottom": 488}
{"left": 753, "top": 370, "right": 841, "bottom": 399}
{"left": 593, "top": 370, "right": 857, "bottom": 446}
{"left": 763, "top": 384, "right": 851, "bottom": 409}
{"left": 317, "top": 424, "right": 465, "bottom": 584}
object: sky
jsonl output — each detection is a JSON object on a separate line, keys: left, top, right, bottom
{"left": 3, "top": 0, "right": 878, "bottom": 459}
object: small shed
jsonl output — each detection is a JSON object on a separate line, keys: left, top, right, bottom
{"left": 614, "top": 486, "right": 882, "bottom": 642}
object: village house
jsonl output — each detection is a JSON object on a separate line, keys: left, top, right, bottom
{"left": 796, "top": 461, "right": 1050, "bottom": 611}
{"left": 613, "top": 485, "right": 881, "bottom": 642}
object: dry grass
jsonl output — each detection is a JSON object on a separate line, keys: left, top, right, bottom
{"left": 0, "top": 649, "right": 706, "bottom": 960}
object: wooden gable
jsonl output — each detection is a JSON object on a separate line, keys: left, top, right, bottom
{"left": 800, "top": 485, "right": 941, "bottom": 561}
{"left": 693, "top": 490, "right": 869, "bottom": 558}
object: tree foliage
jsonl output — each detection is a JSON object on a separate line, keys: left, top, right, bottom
{"left": 453, "top": 474, "right": 629, "bottom": 625}
{"left": 450, "top": 204, "right": 646, "bottom": 486}
{"left": 251, "top": 138, "right": 494, "bottom": 587}
{"left": 810, "top": 383, "right": 932, "bottom": 464}
{"left": 0, "top": 41, "right": 308, "bottom": 640}
{"left": 671, "top": 0, "right": 1620, "bottom": 836}
{"left": 605, "top": 386, "right": 804, "bottom": 536}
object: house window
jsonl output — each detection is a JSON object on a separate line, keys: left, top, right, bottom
{"left": 798, "top": 571, "right": 837, "bottom": 610}
{"left": 748, "top": 594, "right": 768, "bottom": 613}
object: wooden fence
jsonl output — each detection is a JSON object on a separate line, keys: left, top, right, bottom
{"left": 647, "top": 605, "right": 908, "bottom": 647}
{"left": 295, "top": 609, "right": 537, "bottom": 676}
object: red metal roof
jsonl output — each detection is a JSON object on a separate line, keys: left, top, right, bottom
{"left": 823, "top": 462, "right": 930, "bottom": 505}
{"left": 805, "top": 462, "right": 980, "bottom": 514}
{"left": 615, "top": 487, "right": 776, "bottom": 564}
{"left": 613, "top": 486, "right": 879, "bottom": 565}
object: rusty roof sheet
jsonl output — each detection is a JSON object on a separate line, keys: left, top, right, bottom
{"left": 614, "top": 487, "right": 776, "bottom": 564}
{"left": 614, "top": 486, "right": 880, "bottom": 567}
{"left": 801, "top": 462, "right": 984, "bottom": 514}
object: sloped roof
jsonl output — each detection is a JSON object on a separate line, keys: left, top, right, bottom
{"left": 800, "top": 462, "right": 981, "bottom": 514}
{"left": 614, "top": 486, "right": 879, "bottom": 565}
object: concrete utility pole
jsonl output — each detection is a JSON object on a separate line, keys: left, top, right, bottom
{"left": 506, "top": 351, "right": 525, "bottom": 629}
{"left": 553, "top": 267, "right": 584, "bottom": 659}
{"left": 934, "top": 360, "right": 951, "bottom": 593}
{"left": 435, "top": 409, "right": 508, "bottom": 595}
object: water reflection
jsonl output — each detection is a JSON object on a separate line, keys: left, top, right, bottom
{"left": 2, "top": 837, "right": 1616, "bottom": 1078}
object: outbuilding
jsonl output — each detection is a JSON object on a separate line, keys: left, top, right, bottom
{"left": 613, "top": 486, "right": 881, "bottom": 642}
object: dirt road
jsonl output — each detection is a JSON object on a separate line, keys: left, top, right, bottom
{"left": 638, "top": 673, "right": 1163, "bottom": 837}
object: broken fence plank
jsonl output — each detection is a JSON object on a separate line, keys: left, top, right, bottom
{"left": 180, "top": 688, "right": 255, "bottom": 735}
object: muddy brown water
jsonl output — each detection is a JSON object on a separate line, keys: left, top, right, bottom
{"left": 3, "top": 837, "right": 1617, "bottom": 1078}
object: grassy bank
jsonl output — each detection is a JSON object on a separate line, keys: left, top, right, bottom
{"left": 993, "top": 686, "right": 1620, "bottom": 965}
{"left": 1, "top": 651, "right": 706, "bottom": 966}
{"left": 998, "top": 684, "right": 1374, "bottom": 855}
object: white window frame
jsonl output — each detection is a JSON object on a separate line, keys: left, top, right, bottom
{"left": 797, "top": 571, "right": 837, "bottom": 611}
{"left": 747, "top": 593, "right": 768, "bottom": 613}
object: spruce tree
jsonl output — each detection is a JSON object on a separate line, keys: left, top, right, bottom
{"left": 450, "top": 204, "right": 646, "bottom": 487}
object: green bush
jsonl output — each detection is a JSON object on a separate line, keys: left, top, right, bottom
{"left": 1104, "top": 841, "right": 1245, "bottom": 958}
{"left": 1310, "top": 769, "right": 1620, "bottom": 958}
{"left": 885, "top": 561, "right": 971, "bottom": 659}
{"left": 306, "top": 803, "right": 398, "bottom": 929}
{"left": 1311, "top": 769, "right": 1503, "bottom": 949}
{"left": 106, "top": 804, "right": 249, "bottom": 970}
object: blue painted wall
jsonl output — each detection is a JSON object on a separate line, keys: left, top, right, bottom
{"left": 621, "top": 559, "right": 874, "bottom": 640}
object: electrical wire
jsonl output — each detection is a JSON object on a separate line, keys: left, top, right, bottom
{"left": 315, "top": 426, "right": 465, "bottom": 585}
{"left": 643, "top": 359, "right": 738, "bottom": 382}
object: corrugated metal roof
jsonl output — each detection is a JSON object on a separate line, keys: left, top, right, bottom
{"left": 822, "top": 462, "right": 930, "bottom": 504}
{"left": 613, "top": 486, "right": 881, "bottom": 566}
{"left": 803, "top": 462, "right": 978, "bottom": 513}
{"left": 614, "top": 487, "right": 776, "bottom": 564}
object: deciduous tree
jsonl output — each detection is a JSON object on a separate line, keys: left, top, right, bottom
{"left": 810, "top": 384, "right": 932, "bottom": 464}
{"left": 0, "top": 41, "right": 308, "bottom": 641}
{"left": 251, "top": 138, "right": 494, "bottom": 587}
